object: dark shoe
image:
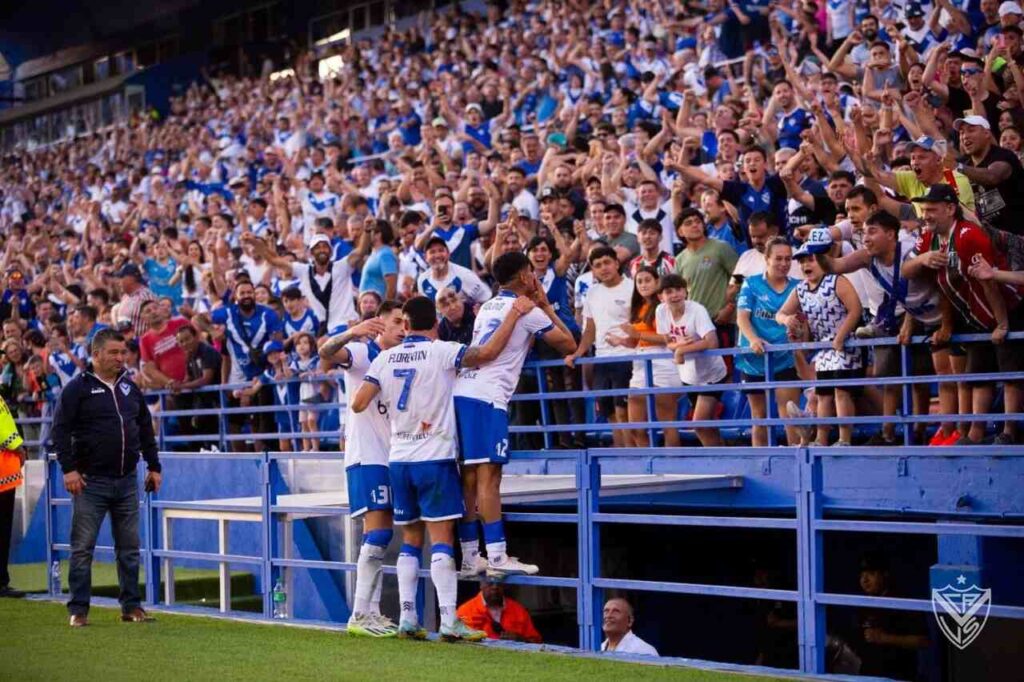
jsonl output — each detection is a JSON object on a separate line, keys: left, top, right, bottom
{"left": 69, "top": 614, "right": 89, "bottom": 628}
{"left": 993, "top": 433, "right": 1016, "bottom": 446}
{"left": 0, "top": 585, "right": 25, "bottom": 598}
{"left": 121, "top": 607, "right": 155, "bottom": 623}
{"left": 864, "top": 433, "right": 897, "bottom": 447}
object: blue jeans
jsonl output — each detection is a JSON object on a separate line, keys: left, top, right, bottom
{"left": 68, "top": 473, "right": 141, "bottom": 616}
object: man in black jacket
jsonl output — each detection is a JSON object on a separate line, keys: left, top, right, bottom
{"left": 50, "top": 328, "right": 162, "bottom": 627}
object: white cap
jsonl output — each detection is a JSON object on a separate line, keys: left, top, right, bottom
{"left": 309, "top": 234, "right": 332, "bottom": 250}
{"left": 999, "top": 1, "right": 1023, "bottom": 16}
{"left": 953, "top": 115, "right": 992, "bottom": 131}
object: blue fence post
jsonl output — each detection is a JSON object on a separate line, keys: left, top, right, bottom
{"left": 575, "top": 448, "right": 601, "bottom": 651}
{"left": 645, "top": 359, "right": 657, "bottom": 446}
{"left": 537, "top": 366, "right": 552, "bottom": 450}
{"left": 260, "top": 451, "right": 277, "bottom": 618}
{"left": 899, "top": 341, "right": 913, "bottom": 446}
{"left": 157, "top": 393, "right": 167, "bottom": 453}
{"left": 764, "top": 351, "right": 777, "bottom": 447}
{"left": 218, "top": 386, "right": 228, "bottom": 452}
{"left": 796, "top": 446, "right": 826, "bottom": 674}
{"left": 44, "top": 455, "right": 56, "bottom": 596}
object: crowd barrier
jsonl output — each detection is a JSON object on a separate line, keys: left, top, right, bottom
{"left": 27, "top": 333, "right": 1024, "bottom": 677}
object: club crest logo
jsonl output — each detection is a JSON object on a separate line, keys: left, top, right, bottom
{"left": 931, "top": 575, "right": 991, "bottom": 650}
{"left": 119, "top": 382, "right": 131, "bottom": 396}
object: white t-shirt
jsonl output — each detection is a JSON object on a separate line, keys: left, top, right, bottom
{"left": 601, "top": 631, "right": 659, "bottom": 656}
{"left": 454, "top": 292, "right": 554, "bottom": 409}
{"left": 582, "top": 277, "right": 634, "bottom": 357}
{"left": 340, "top": 340, "right": 391, "bottom": 468}
{"left": 290, "top": 259, "right": 357, "bottom": 333}
{"left": 364, "top": 337, "right": 465, "bottom": 464}
{"left": 417, "top": 263, "right": 492, "bottom": 305}
{"left": 656, "top": 301, "right": 728, "bottom": 386}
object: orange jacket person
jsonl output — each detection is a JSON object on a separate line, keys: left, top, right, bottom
{"left": 456, "top": 579, "right": 542, "bottom": 643}
{"left": 0, "top": 392, "right": 27, "bottom": 598}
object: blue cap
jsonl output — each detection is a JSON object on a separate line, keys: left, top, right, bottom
{"left": 906, "top": 2, "right": 925, "bottom": 17}
{"left": 793, "top": 227, "right": 832, "bottom": 259}
{"left": 116, "top": 262, "right": 144, "bottom": 279}
{"left": 263, "top": 340, "right": 284, "bottom": 355}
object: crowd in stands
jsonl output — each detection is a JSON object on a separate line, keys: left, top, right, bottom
{"left": 2, "top": 0, "right": 1024, "bottom": 451}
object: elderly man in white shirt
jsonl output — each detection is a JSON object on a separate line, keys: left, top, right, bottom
{"left": 600, "top": 598, "right": 659, "bottom": 656}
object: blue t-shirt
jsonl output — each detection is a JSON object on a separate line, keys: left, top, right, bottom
{"left": 776, "top": 108, "right": 812, "bottom": 151}
{"left": 432, "top": 223, "right": 480, "bottom": 269}
{"left": 144, "top": 257, "right": 181, "bottom": 306}
{"left": 707, "top": 220, "right": 749, "bottom": 256}
{"left": 360, "top": 246, "right": 399, "bottom": 297}
{"left": 539, "top": 268, "right": 579, "bottom": 335}
{"left": 721, "top": 175, "right": 791, "bottom": 234}
{"left": 735, "top": 274, "right": 800, "bottom": 376}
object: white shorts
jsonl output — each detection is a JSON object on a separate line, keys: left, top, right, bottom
{"left": 629, "top": 356, "right": 682, "bottom": 390}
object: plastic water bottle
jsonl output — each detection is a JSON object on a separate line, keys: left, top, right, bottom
{"left": 272, "top": 578, "right": 287, "bottom": 619}
{"left": 50, "top": 561, "right": 61, "bottom": 595}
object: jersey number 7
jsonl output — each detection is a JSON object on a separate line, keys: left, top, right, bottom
{"left": 392, "top": 368, "right": 416, "bottom": 411}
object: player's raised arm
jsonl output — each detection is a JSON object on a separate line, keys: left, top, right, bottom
{"left": 461, "top": 296, "right": 536, "bottom": 368}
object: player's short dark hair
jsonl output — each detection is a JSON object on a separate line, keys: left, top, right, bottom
{"left": 493, "top": 251, "right": 531, "bottom": 285}
{"left": 866, "top": 210, "right": 900, "bottom": 233}
{"left": 403, "top": 296, "right": 437, "bottom": 331}
{"left": 91, "top": 328, "right": 125, "bottom": 353}
{"left": 378, "top": 300, "right": 403, "bottom": 316}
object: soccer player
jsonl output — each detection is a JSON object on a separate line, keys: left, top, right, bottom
{"left": 350, "top": 295, "right": 535, "bottom": 641}
{"left": 319, "top": 303, "right": 407, "bottom": 637}
{"left": 453, "top": 252, "right": 577, "bottom": 579}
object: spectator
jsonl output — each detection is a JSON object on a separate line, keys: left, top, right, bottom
{"left": 599, "top": 203, "right": 641, "bottom": 265}
{"left": 281, "top": 286, "right": 320, "bottom": 346}
{"left": 673, "top": 207, "right": 739, "bottom": 335}
{"left": 629, "top": 219, "right": 676, "bottom": 277}
{"left": 456, "top": 578, "right": 542, "bottom": 643}
{"left": 777, "top": 243, "right": 864, "bottom": 446}
{"left": 138, "top": 301, "right": 191, "bottom": 394}
{"left": 612, "top": 265, "right": 682, "bottom": 447}
{"left": 293, "top": 332, "right": 321, "bottom": 451}
{"left": 172, "top": 324, "right": 221, "bottom": 441}
{"left": 566, "top": 246, "right": 635, "bottom": 447}
{"left": 113, "top": 263, "right": 156, "bottom": 337}
{"left": 417, "top": 236, "right": 492, "bottom": 304}
{"left": 236, "top": 340, "right": 299, "bottom": 453}
{"left": 360, "top": 219, "right": 399, "bottom": 300}
{"left": 735, "top": 237, "right": 804, "bottom": 446}
{"left": 436, "top": 287, "right": 477, "bottom": 346}
{"left": 601, "top": 598, "right": 658, "bottom": 656}
{"left": 955, "top": 115, "right": 1024, "bottom": 234}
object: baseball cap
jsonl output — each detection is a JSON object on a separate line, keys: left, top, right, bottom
{"left": 793, "top": 227, "right": 832, "bottom": 259}
{"left": 953, "top": 115, "right": 991, "bottom": 131}
{"left": 228, "top": 174, "right": 249, "bottom": 187}
{"left": 538, "top": 185, "right": 560, "bottom": 201}
{"left": 1000, "top": 1, "right": 1023, "bottom": 17}
{"left": 262, "top": 340, "right": 284, "bottom": 355}
{"left": 431, "top": 116, "right": 448, "bottom": 127}
{"left": 905, "top": 135, "right": 948, "bottom": 156}
{"left": 309, "top": 234, "right": 332, "bottom": 250}
{"left": 465, "top": 103, "right": 483, "bottom": 114}
{"left": 905, "top": 2, "right": 925, "bottom": 17}
{"left": 116, "top": 263, "right": 144, "bottom": 279}
{"left": 911, "top": 184, "right": 959, "bottom": 204}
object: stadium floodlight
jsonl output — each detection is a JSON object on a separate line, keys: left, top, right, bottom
{"left": 318, "top": 55, "right": 345, "bottom": 80}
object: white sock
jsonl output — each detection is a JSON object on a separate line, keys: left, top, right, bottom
{"left": 430, "top": 545, "right": 458, "bottom": 629}
{"left": 396, "top": 548, "right": 421, "bottom": 626}
{"left": 353, "top": 542, "right": 385, "bottom": 615}
{"left": 370, "top": 570, "right": 383, "bottom": 616}
{"left": 458, "top": 520, "right": 480, "bottom": 567}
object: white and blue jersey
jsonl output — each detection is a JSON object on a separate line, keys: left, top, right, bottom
{"left": 211, "top": 304, "right": 282, "bottom": 382}
{"left": 48, "top": 351, "right": 79, "bottom": 386}
{"left": 364, "top": 335, "right": 465, "bottom": 524}
{"left": 776, "top": 108, "right": 812, "bottom": 151}
{"left": 364, "top": 336, "right": 465, "bottom": 464}
{"left": 460, "top": 120, "right": 495, "bottom": 152}
{"left": 454, "top": 292, "right": 553, "bottom": 465}
{"left": 259, "top": 364, "right": 300, "bottom": 434}
{"left": 539, "top": 268, "right": 579, "bottom": 335}
{"left": 432, "top": 223, "right": 480, "bottom": 269}
{"left": 417, "top": 263, "right": 492, "bottom": 305}
{"left": 284, "top": 309, "right": 321, "bottom": 338}
{"left": 735, "top": 274, "right": 801, "bottom": 377}
{"left": 338, "top": 340, "right": 392, "bottom": 516}
{"left": 299, "top": 188, "right": 341, "bottom": 240}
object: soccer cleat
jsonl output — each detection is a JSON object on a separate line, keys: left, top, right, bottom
{"left": 486, "top": 556, "right": 539, "bottom": 578}
{"left": 397, "top": 620, "right": 428, "bottom": 640}
{"left": 458, "top": 555, "right": 489, "bottom": 580}
{"left": 440, "top": 618, "right": 487, "bottom": 642}
{"left": 347, "top": 612, "right": 397, "bottom": 638}
{"left": 929, "top": 428, "right": 960, "bottom": 446}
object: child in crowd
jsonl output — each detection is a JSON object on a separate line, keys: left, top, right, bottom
{"left": 293, "top": 332, "right": 321, "bottom": 451}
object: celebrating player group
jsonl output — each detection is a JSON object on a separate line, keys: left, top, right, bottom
{"left": 320, "top": 252, "right": 576, "bottom": 641}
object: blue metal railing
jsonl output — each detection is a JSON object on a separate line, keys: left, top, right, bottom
{"left": 28, "top": 332, "right": 1024, "bottom": 677}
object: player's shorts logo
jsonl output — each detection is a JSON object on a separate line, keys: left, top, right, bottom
{"left": 931, "top": 575, "right": 991, "bottom": 650}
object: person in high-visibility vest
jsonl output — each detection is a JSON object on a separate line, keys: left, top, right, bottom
{"left": 0, "top": 393, "right": 27, "bottom": 599}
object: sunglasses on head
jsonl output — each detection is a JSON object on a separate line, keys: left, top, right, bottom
{"left": 961, "top": 68, "right": 982, "bottom": 76}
